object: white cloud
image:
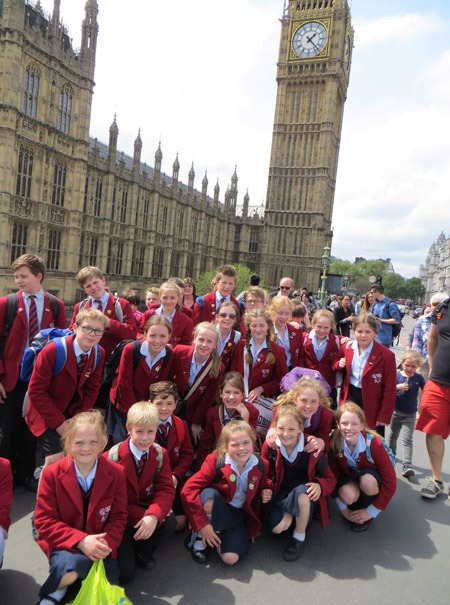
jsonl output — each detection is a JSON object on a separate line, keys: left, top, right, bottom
{"left": 354, "top": 12, "right": 444, "bottom": 50}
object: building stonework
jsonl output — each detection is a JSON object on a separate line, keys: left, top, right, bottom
{"left": 420, "top": 232, "right": 450, "bottom": 301}
{"left": 0, "top": 0, "right": 351, "bottom": 302}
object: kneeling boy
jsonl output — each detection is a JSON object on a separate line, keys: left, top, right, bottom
{"left": 105, "top": 402, "right": 176, "bottom": 582}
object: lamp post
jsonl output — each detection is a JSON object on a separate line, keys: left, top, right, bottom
{"left": 318, "top": 243, "right": 331, "bottom": 306}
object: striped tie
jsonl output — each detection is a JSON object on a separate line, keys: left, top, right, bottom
{"left": 94, "top": 299, "right": 103, "bottom": 311}
{"left": 28, "top": 295, "right": 39, "bottom": 344}
{"left": 77, "top": 353, "right": 88, "bottom": 376}
{"left": 137, "top": 452, "right": 148, "bottom": 476}
{"left": 158, "top": 423, "right": 170, "bottom": 445}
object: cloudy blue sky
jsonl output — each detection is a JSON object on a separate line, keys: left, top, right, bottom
{"left": 41, "top": 0, "right": 450, "bottom": 277}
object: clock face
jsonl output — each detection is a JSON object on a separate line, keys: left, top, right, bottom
{"left": 292, "top": 21, "right": 328, "bottom": 58}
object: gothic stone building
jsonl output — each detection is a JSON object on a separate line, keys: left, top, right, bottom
{"left": 0, "top": 0, "right": 352, "bottom": 303}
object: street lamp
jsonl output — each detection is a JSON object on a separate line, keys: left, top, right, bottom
{"left": 318, "top": 243, "right": 331, "bottom": 306}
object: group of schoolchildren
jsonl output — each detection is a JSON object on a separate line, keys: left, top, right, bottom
{"left": 0, "top": 255, "right": 426, "bottom": 605}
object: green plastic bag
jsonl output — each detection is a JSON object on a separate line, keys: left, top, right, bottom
{"left": 68, "top": 560, "right": 133, "bottom": 605}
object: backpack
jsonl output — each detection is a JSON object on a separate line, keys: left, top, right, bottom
{"left": 20, "top": 330, "right": 102, "bottom": 416}
{"left": 101, "top": 339, "right": 142, "bottom": 387}
{"left": 20, "top": 328, "right": 75, "bottom": 382}
{"left": 213, "top": 454, "right": 265, "bottom": 483}
{"left": 108, "top": 441, "right": 164, "bottom": 480}
{"left": 0, "top": 292, "right": 60, "bottom": 360}
{"left": 385, "top": 298, "right": 403, "bottom": 339}
{"left": 79, "top": 294, "right": 124, "bottom": 323}
{"left": 365, "top": 432, "right": 395, "bottom": 467}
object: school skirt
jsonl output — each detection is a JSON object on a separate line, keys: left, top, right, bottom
{"left": 268, "top": 485, "right": 316, "bottom": 530}
{"left": 200, "top": 488, "right": 249, "bottom": 557}
{"left": 337, "top": 467, "right": 382, "bottom": 510}
{"left": 39, "top": 549, "right": 120, "bottom": 597}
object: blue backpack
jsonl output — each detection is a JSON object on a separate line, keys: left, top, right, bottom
{"left": 20, "top": 328, "right": 101, "bottom": 382}
{"left": 366, "top": 433, "right": 395, "bottom": 467}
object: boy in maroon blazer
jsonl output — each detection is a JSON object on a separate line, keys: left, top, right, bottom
{"left": 70, "top": 266, "right": 137, "bottom": 359}
{"left": 26, "top": 308, "right": 106, "bottom": 458}
{"left": 0, "top": 254, "right": 66, "bottom": 489}
{"left": 192, "top": 264, "right": 243, "bottom": 326}
{"left": 150, "top": 381, "right": 194, "bottom": 530}
{"left": 105, "top": 402, "right": 176, "bottom": 582}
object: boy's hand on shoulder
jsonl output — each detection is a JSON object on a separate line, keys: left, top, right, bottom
{"left": 134, "top": 514, "right": 158, "bottom": 540}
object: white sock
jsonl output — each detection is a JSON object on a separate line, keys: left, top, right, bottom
{"left": 191, "top": 530, "right": 206, "bottom": 551}
{"left": 293, "top": 531, "right": 305, "bottom": 542}
{"left": 41, "top": 586, "right": 67, "bottom": 604}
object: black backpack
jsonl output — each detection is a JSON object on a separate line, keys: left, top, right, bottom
{"left": 101, "top": 339, "right": 141, "bottom": 387}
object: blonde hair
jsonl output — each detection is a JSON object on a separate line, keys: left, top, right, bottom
{"left": 245, "top": 308, "right": 276, "bottom": 365}
{"left": 159, "top": 281, "right": 182, "bottom": 309}
{"left": 215, "top": 420, "right": 256, "bottom": 456}
{"left": 193, "top": 322, "right": 222, "bottom": 378}
{"left": 244, "top": 286, "right": 266, "bottom": 304}
{"left": 75, "top": 308, "right": 108, "bottom": 328}
{"left": 274, "top": 402, "right": 304, "bottom": 430}
{"left": 330, "top": 401, "right": 377, "bottom": 456}
{"left": 312, "top": 308, "right": 335, "bottom": 332}
{"left": 289, "top": 377, "right": 331, "bottom": 409}
{"left": 127, "top": 401, "right": 159, "bottom": 429}
{"left": 75, "top": 266, "right": 103, "bottom": 288}
{"left": 269, "top": 296, "right": 293, "bottom": 319}
{"left": 399, "top": 350, "right": 424, "bottom": 368}
{"left": 64, "top": 409, "right": 107, "bottom": 454}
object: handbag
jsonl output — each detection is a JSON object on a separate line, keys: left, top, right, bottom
{"left": 244, "top": 359, "right": 275, "bottom": 438}
{"left": 68, "top": 560, "right": 133, "bottom": 605}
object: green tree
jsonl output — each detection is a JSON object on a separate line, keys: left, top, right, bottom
{"left": 404, "top": 277, "right": 426, "bottom": 303}
{"left": 382, "top": 273, "right": 406, "bottom": 300}
{"left": 356, "top": 260, "right": 387, "bottom": 280}
{"left": 195, "top": 264, "right": 257, "bottom": 297}
{"left": 329, "top": 260, "right": 360, "bottom": 282}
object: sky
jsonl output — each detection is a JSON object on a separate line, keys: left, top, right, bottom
{"left": 39, "top": 0, "right": 450, "bottom": 278}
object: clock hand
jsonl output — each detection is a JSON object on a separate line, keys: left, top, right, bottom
{"left": 306, "top": 33, "right": 319, "bottom": 50}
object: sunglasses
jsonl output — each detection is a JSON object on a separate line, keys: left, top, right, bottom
{"left": 280, "top": 286, "right": 291, "bottom": 290}
{"left": 219, "top": 312, "right": 237, "bottom": 319}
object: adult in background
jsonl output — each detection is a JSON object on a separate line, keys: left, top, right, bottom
{"left": 182, "top": 277, "right": 197, "bottom": 311}
{"left": 370, "top": 285, "right": 401, "bottom": 348}
{"left": 270, "top": 277, "right": 295, "bottom": 299}
{"left": 333, "top": 295, "right": 355, "bottom": 338}
{"left": 416, "top": 296, "right": 450, "bottom": 499}
{"left": 237, "top": 273, "right": 261, "bottom": 303}
{"left": 411, "top": 293, "right": 447, "bottom": 381}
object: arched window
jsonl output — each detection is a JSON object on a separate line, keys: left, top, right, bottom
{"left": 16, "top": 147, "right": 33, "bottom": 198}
{"left": 57, "top": 85, "right": 72, "bottom": 134}
{"left": 23, "top": 64, "right": 40, "bottom": 118}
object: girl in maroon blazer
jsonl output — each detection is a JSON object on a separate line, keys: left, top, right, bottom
{"left": 196, "top": 372, "right": 259, "bottom": 468}
{"left": 139, "top": 281, "right": 193, "bottom": 346}
{"left": 172, "top": 322, "right": 224, "bottom": 444}
{"left": 181, "top": 420, "right": 272, "bottom": 565}
{"left": 215, "top": 301, "right": 241, "bottom": 370}
{"left": 0, "top": 454, "right": 13, "bottom": 569}
{"left": 335, "top": 313, "right": 397, "bottom": 433}
{"left": 267, "top": 377, "right": 334, "bottom": 454}
{"left": 261, "top": 404, "right": 336, "bottom": 561}
{"left": 329, "top": 402, "right": 397, "bottom": 532}
{"left": 270, "top": 296, "right": 305, "bottom": 370}
{"left": 107, "top": 316, "right": 174, "bottom": 443}
{"left": 231, "top": 308, "right": 288, "bottom": 437}
{"left": 34, "top": 410, "right": 128, "bottom": 605}
{"left": 303, "top": 309, "right": 342, "bottom": 406}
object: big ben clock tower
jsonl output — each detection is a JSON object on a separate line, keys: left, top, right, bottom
{"left": 261, "top": 0, "right": 353, "bottom": 290}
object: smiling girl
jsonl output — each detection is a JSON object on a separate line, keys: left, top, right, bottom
{"left": 34, "top": 410, "right": 127, "bottom": 605}
{"left": 215, "top": 301, "right": 241, "bottom": 370}
{"left": 269, "top": 296, "right": 305, "bottom": 370}
{"left": 181, "top": 421, "right": 271, "bottom": 565}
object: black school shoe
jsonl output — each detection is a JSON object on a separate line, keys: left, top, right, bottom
{"left": 184, "top": 534, "right": 209, "bottom": 564}
{"left": 135, "top": 552, "right": 156, "bottom": 570}
{"left": 350, "top": 520, "right": 371, "bottom": 533}
{"left": 283, "top": 537, "right": 305, "bottom": 562}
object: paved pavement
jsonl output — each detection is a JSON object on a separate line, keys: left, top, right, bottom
{"left": 2, "top": 315, "right": 450, "bottom": 604}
